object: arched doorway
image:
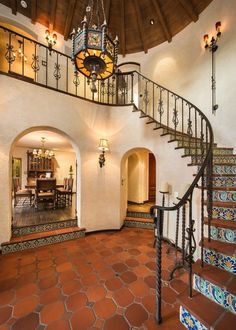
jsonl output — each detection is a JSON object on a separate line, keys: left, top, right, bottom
{"left": 10, "top": 127, "right": 80, "bottom": 232}
{"left": 120, "top": 148, "right": 156, "bottom": 220}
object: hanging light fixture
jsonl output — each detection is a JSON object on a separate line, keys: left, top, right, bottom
{"left": 71, "top": 0, "right": 119, "bottom": 93}
{"left": 33, "top": 137, "right": 55, "bottom": 159}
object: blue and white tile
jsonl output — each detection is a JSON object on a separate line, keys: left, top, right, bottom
{"left": 203, "top": 248, "right": 236, "bottom": 275}
{"left": 180, "top": 306, "right": 207, "bottom": 330}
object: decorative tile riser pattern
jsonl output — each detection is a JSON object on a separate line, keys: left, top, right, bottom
{"left": 202, "top": 176, "right": 236, "bottom": 188}
{"left": 193, "top": 274, "right": 236, "bottom": 314}
{"left": 212, "top": 206, "right": 236, "bottom": 221}
{"left": 126, "top": 211, "right": 152, "bottom": 219}
{"left": 193, "top": 156, "right": 236, "bottom": 165}
{"left": 179, "top": 306, "right": 208, "bottom": 330}
{"left": 210, "top": 225, "right": 236, "bottom": 244}
{"left": 213, "top": 190, "right": 236, "bottom": 203}
{"left": 184, "top": 148, "right": 233, "bottom": 156}
{"left": 203, "top": 248, "right": 236, "bottom": 275}
{"left": 198, "top": 165, "right": 236, "bottom": 175}
{"left": 124, "top": 220, "right": 154, "bottom": 229}
{"left": 1, "top": 230, "right": 85, "bottom": 254}
{"left": 12, "top": 219, "right": 78, "bottom": 237}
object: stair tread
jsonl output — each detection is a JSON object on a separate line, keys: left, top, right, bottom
{"left": 204, "top": 218, "right": 236, "bottom": 230}
{"left": 203, "top": 237, "right": 236, "bottom": 257}
{"left": 178, "top": 289, "right": 225, "bottom": 328}
{"left": 211, "top": 201, "right": 236, "bottom": 208}
{"left": 193, "top": 259, "right": 235, "bottom": 295}
{"left": 125, "top": 217, "right": 153, "bottom": 223}
{"left": 2, "top": 227, "right": 85, "bottom": 245}
{"left": 215, "top": 311, "right": 236, "bottom": 330}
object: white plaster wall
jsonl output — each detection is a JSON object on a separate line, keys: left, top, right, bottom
{"left": 122, "top": 0, "right": 236, "bottom": 148}
{"left": 0, "top": 75, "right": 196, "bottom": 246}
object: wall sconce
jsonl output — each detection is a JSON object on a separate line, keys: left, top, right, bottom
{"left": 203, "top": 21, "right": 222, "bottom": 115}
{"left": 98, "top": 139, "right": 109, "bottom": 168}
{"left": 45, "top": 29, "right": 57, "bottom": 55}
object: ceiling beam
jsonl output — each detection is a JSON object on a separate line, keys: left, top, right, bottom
{"left": 10, "top": 0, "right": 17, "bottom": 15}
{"left": 64, "top": 0, "right": 76, "bottom": 40}
{"left": 31, "top": 0, "right": 37, "bottom": 24}
{"left": 104, "top": 0, "right": 111, "bottom": 26}
{"left": 120, "top": 0, "right": 125, "bottom": 56}
{"left": 151, "top": 0, "right": 172, "bottom": 42}
{"left": 134, "top": 0, "right": 148, "bottom": 53}
{"left": 176, "top": 0, "right": 198, "bottom": 22}
{"left": 49, "top": 0, "right": 57, "bottom": 31}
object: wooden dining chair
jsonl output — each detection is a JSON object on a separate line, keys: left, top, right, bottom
{"left": 35, "top": 178, "right": 56, "bottom": 209}
{"left": 13, "top": 177, "right": 32, "bottom": 207}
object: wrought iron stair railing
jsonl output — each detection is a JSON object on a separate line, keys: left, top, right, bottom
{"left": 0, "top": 25, "right": 214, "bottom": 325}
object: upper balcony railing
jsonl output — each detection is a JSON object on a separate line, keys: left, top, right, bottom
{"left": 0, "top": 25, "right": 214, "bottom": 325}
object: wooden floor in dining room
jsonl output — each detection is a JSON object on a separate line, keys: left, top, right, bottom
{"left": 12, "top": 195, "right": 76, "bottom": 227}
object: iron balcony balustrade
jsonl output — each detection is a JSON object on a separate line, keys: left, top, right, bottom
{"left": 0, "top": 24, "right": 213, "bottom": 325}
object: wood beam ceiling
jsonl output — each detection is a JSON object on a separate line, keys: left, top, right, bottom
{"left": 176, "top": 0, "right": 198, "bottom": 22}
{"left": 10, "top": 0, "right": 17, "bottom": 15}
{"left": 120, "top": 0, "right": 125, "bottom": 56}
{"left": 31, "top": 0, "right": 37, "bottom": 24}
{"left": 134, "top": 0, "right": 148, "bottom": 53}
{"left": 64, "top": 0, "right": 76, "bottom": 40}
{"left": 49, "top": 0, "right": 57, "bottom": 31}
{"left": 151, "top": 0, "right": 172, "bottom": 43}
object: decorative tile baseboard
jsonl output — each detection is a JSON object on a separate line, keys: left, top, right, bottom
{"left": 193, "top": 156, "right": 236, "bottom": 165}
{"left": 124, "top": 220, "right": 154, "bottom": 229}
{"left": 126, "top": 211, "right": 152, "bottom": 219}
{"left": 212, "top": 206, "right": 236, "bottom": 221}
{"left": 1, "top": 230, "right": 85, "bottom": 254}
{"left": 213, "top": 165, "right": 236, "bottom": 175}
{"left": 193, "top": 274, "right": 236, "bottom": 314}
{"left": 210, "top": 225, "right": 236, "bottom": 244}
{"left": 213, "top": 190, "right": 236, "bottom": 203}
{"left": 180, "top": 306, "right": 207, "bottom": 330}
{"left": 12, "top": 219, "right": 78, "bottom": 237}
{"left": 203, "top": 248, "right": 236, "bottom": 275}
{"left": 185, "top": 148, "right": 232, "bottom": 156}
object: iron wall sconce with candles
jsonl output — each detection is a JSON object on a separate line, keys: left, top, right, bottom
{"left": 45, "top": 29, "right": 57, "bottom": 55}
{"left": 98, "top": 139, "right": 109, "bottom": 168}
{"left": 203, "top": 21, "right": 222, "bottom": 115}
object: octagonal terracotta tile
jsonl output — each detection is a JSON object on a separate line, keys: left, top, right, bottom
{"left": 125, "top": 303, "right": 148, "bottom": 327}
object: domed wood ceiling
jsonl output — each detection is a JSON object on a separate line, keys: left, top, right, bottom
{"left": 0, "top": 0, "right": 213, "bottom": 55}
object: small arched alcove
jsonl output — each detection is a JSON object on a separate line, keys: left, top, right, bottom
{"left": 10, "top": 126, "right": 81, "bottom": 232}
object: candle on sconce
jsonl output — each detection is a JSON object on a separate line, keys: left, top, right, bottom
{"left": 159, "top": 182, "right": 169, "bottom": 193}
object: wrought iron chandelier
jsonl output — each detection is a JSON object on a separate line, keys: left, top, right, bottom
{"left": 33, "top": 137, "right": 55, "bottom": 159}
{"left": 71, "top": 0, "right": 119, "bottom": 93}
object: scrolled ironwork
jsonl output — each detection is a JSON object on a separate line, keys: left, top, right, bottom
{"left": 31, "top": 54, "right": 40, "bottom": 72}
{"left": 53, "top": 63, "right": 61, "bottom": 80}
{"left": 5, "top": 43, "right": 16, "bottom": 64}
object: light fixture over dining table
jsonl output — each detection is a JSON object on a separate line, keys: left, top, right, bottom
{"left": 33, "top": 137, "right": 55, "bottom": 159}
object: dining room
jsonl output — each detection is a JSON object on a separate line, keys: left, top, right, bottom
{"left": 11, "top": 130, "right": 77, "bottom": 230}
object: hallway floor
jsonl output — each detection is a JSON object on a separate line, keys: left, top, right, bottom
{"left": 0, "top": 228, "right": 186, "bottom": 329}
{"left": 127, "top": 202, "right": 154, "bottom": 213}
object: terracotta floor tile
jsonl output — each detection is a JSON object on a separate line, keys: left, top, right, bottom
{"left": 105, "top": 277, "right": 123, "bottom": 291}
{"left": 144, "top": 275, "right": 156, "bottom": 289}
{"left": 66, "top": 292, "right": 87, "bottom": 312}
{"left": 112, "top": 263, "right": 128, "bottom": 273}
{"left": 128, "top": 248, "right": 141, "bottom": 256}
{"left": 134, "top": 265, "right": 151, "bottom": 278}
{"left": 120, "top": 271, "right": 137, "bottom": 284}
{"left": 104, "top": 314, "right": 129, "bottom": 330}
{"left": 46, "top": 319, "right": 70, "bottom": 330}
{"left": 40, "top": 300, "right": 65, "bottom": 324}
{"left": 162, "top": 287, "right": 177, "bottom": 305}
{"left": 0, "top": 291, "right": 15, "bottom": 306}
{"left": 12, "top": 313, "right": 39, "bottom": 330}
{"left": 13, "top": 296, "right": 38, "bottom": 318}
{"left": 86, "top": 285, "right": 106, "bottom": 302}
{"left": 170, "top": 279, "right": 188, "bottom": 294}
{"left": 62, "top": 280, "right": 81, "bottom": 295}
{"left": 94, "top": 298, "right": 116, "bottom": 318}
{"left": 130, "top": 280, "right": 150, "bottom": 297}
{"left": 125, "top": 303, "right": 148, "bottom": 327}
{"left": 0, "top": 278, "right": 17, "bottom": 292}
{"left": 142, "top": 294, "right": 156, "bottom": 314}
{"left": 40, "top": 287, "right": 62, "bottom": 305}
{"left": 56, "top": 262, "right": 72, "bottom": 273}
{"left": 146, "top": 261, "right": 156, "bottom": 271}
{"left": 39, "top": 275, "right": 58, "bottom": 290}
{"left": 0, "top": 306, "right": 12, "bottom": 325}
{"left": 38, "top": 259, "right": 54, "bottom": 270}
{"left": 19, "top": 256, "right": 36, "bottom": 266}
{"left": 70, "top": 307, "right": 95, "bottom": 330}
{"left": 59, "top": 270, "right": 77, "bottom": 283}
{"left": 98, "top": 268, "right": 114, "bottom": 280}
{"left": 19, "top": 264, "right": 36, "bottom": 275}
{"left": 16, "top": 283, "right": 37, "bottom": 299}
{"left": 125, "top": 258, "right": 139, "bottom": 268}
{"left": 113, "top": 287, "right": 134, "bottom": 307}
{"left": 81, "top": 274, "right": 98, "bottom": 287}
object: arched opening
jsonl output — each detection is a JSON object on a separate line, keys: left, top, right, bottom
{"left": 120, "top": 147, "right": 156, "bottom": 221}
{"left": 10, "top": 127, "right": 80, "bottom": 231}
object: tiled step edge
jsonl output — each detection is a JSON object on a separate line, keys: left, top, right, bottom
{"left": 179, "top": 289, "right": 225, "bottom": 329}
{"left": 204, "top": 219, "right": 236, "bottom": 244}
{"left": 12, "top": 218, "right": 78, "bottom": 237}
{"left": 126, "top": 211, "right": 152, "bottom": 219}
{"left": 124, "top": 217, "right": 154, "bottom": 229}
{"left": 1, "top": 227, "right": 86, "bottom": 254}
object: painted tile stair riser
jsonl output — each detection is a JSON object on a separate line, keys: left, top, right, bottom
{"left": 202, "top": 176, "right": 236, "bottom": 188}
{"left": 193, "top": 155, "right": 236, "bottom": 165}
{"left": 197, "top": 165, "right": 236, "bottom": 175}
{"left": 126, "top": 211, "right": 152, "bottom": 219}
{"left": 212, "top": 190, "right": 236, "bottom": 203}
{"left": 193, "top": 274, "right": 236, "bottom": 314}
{"left": 180, "top": 306, "right": 208, "bottom": 330}
{"left": 184, "top": 148, "right": 233, "bottom": 156}
{"left": 203, "top": 248, "right": 236, "bottom": 275}
{"left": 124, "top": 220, "right": 154, "bottom": 229}
{"left": 212, "top": 206, "right": 236, "bottom": 221}
{"left": 208, "top": 225, "right": 236, "bottom": 244}
{"left": 178, "top": 141, "right": 217, "bottom": 149}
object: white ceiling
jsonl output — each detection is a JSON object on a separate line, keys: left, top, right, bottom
{"left": 15, "top": 130, "right": 74, "bottom": 152}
